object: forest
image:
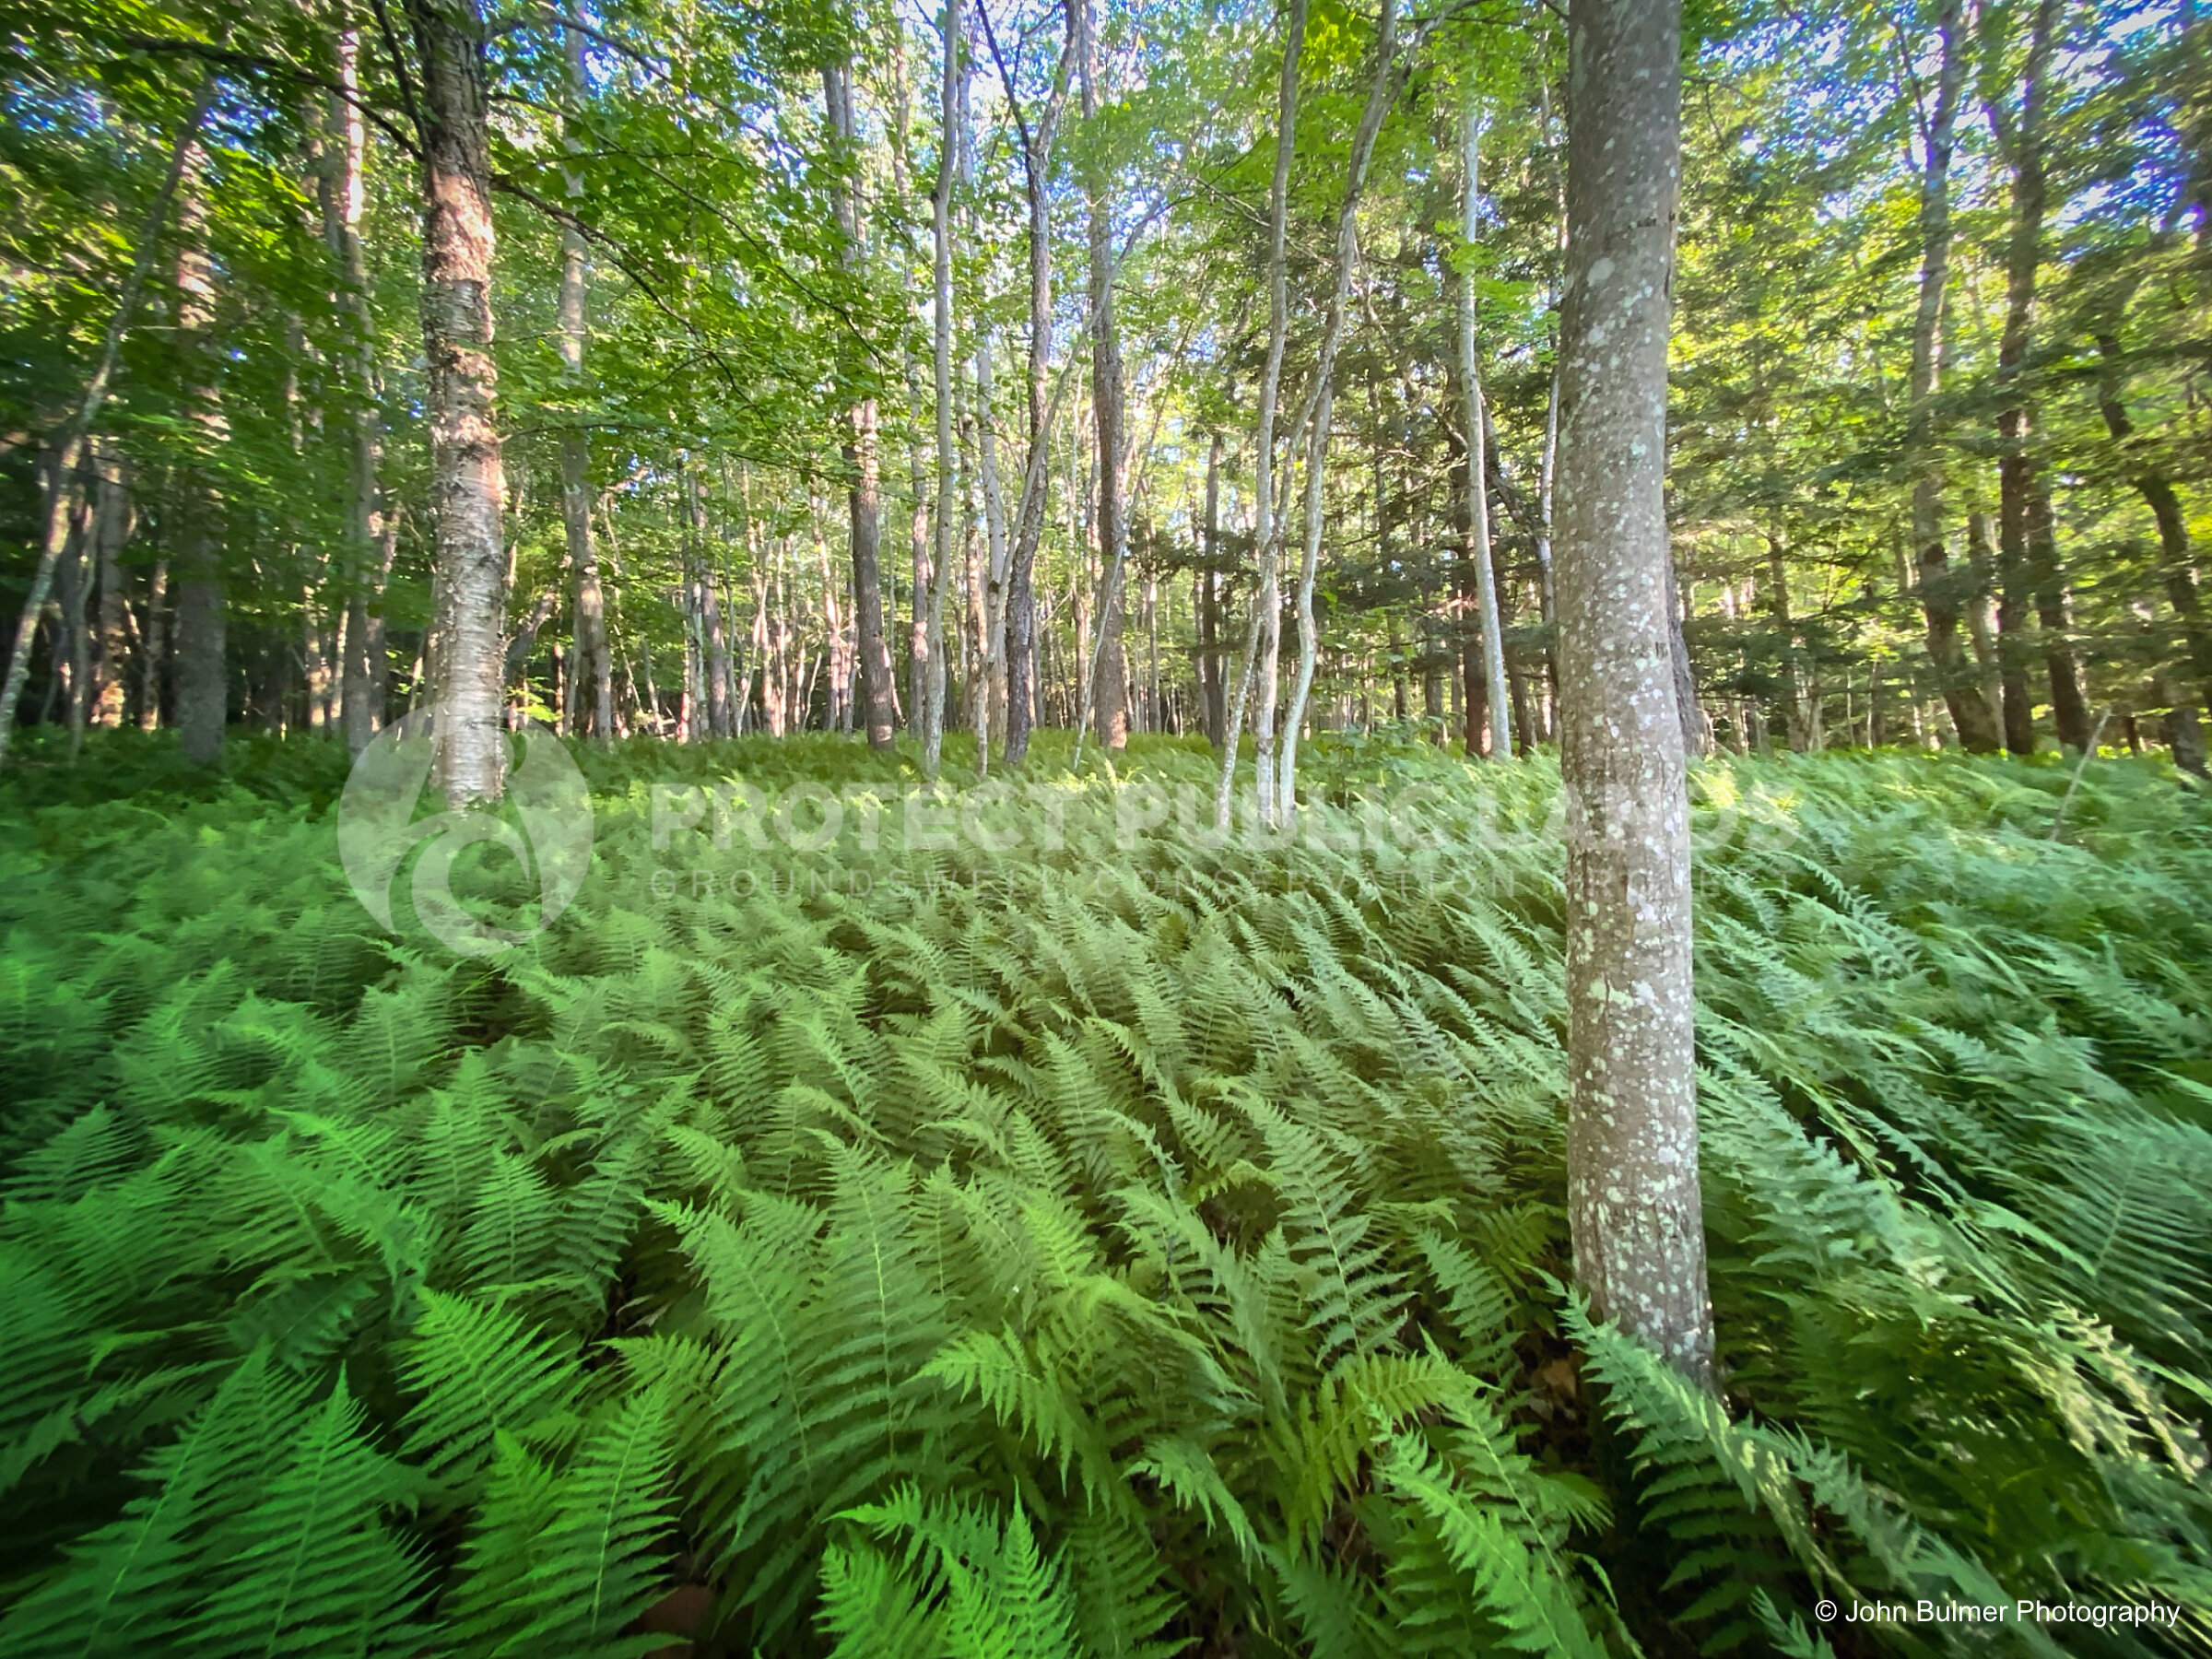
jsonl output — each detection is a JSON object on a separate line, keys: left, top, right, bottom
{"left": 4, "top": 0, "right": 2212, "bottom": 1653}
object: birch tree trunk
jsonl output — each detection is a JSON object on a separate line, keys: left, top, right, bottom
{"left": 0, "top": 86, "right": 208, "bottom": 766}
{"left": 1278, "top": 0, "right": 1401, "bottom": 822}
{"left": 409, "top": 0, "right": 509, "bottom": 804}
{"left": 824, "top": 52, "right": 898, "bottom": 750}
{"left": 1200, "top": 432, "right": 1226, "bottom": 749}
{"left": 1214, "top": 0, "right": 1307, "bottom": 830}
{"left": 1458, "top": 83, "right": 1512, "bottom": 763}
{"left": 1555, "top": 0, "right": 1714, "bottom": 1386}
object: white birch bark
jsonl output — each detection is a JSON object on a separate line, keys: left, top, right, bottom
{"left": 1459, "top": 85, "right": 1511, "bottom": 761}
{"left": 1213, "top": 0, "right": 1308, "bottom": 830}
{"left": 1277, "top": 0, "right": 1401, "bottom": 823}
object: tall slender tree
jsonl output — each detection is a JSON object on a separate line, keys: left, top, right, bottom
{"left": 1458, "top": 80, "right": 1511, "bottom": 761}
{"left": 1078, "top": 0, "right": 1130, "bottom": 754}
{"left": 825, "top": 42, "right": 898, "bottom": 750}
{"left": 1555, "top": 0, "right": 1714, "bottom": 1384}
{"left": 1214, "top": 0, "right": 1307, "bottom": 830}
{"left": 1989, "top": 0, "right": 2090, "bottom": 754}
{"left": 556, "top": 22, "right": 614, "bottom": 744}
{"left": 1904, "top": 0, "right": 2000, "bottom": 751}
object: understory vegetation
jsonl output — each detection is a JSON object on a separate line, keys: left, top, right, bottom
{"left": 2, "top": 735, "right": 2208, "bottom": 1656}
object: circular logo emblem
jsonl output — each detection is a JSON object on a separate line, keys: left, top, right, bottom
{"left": 337, "top": 705, "right": 594, "bottom": 957}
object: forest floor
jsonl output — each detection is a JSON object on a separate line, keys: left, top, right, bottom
{"left": 2, "top": 731, "right": 2209, "bottom": 1657}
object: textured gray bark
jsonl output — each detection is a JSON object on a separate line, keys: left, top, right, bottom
{"left": 1556, "top": 0, "right": 1714, "bottom": 1385}
{"left": 410, "top": 0, "right": 509, "bottom": 804}
{"left": 1214, "top": 0, "right": 1307, "bottom": 830}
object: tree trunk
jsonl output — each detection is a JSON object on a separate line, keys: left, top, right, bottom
{"left": 1555, "top": 0, "right": 1713, "bottom": 1386}
{"left": 409, "top": 0, "right": 509, "bottom": 804}
{"left": 988, "top": 0, "right": 1071, "bottom": 768}
{"left": 1988, "top": 0, "right": 2065, "bottom": 757}
{"left": 56, "top": 473, "right": 92, "bottom": 748}
{"left": 1077, "top": 0, "right": 1130, "bottom": 755}
{"left": 171, "top": 166, "right": 226, "bottom": 770}
{"left": 824, "top": 54, "right": 897, "bottom": 750}
{"left": 1215, "top": 0, "right": 1307, "bottom": 830}
{"left": 140, "top": 558, "right": 167, "bottom": 732}
{"left": 550, "top": 23, "right": 614, "bottom": 744}
{"left": 2097, "top": 330, "right": 2212, "bottom": 769}
{"left": 0, "top": 83, "right": 209, "bottom": 769}
{"left": 1280, "top": 0, "right": 1401, "bottom": 819}
{"left": 2026, "top": 476, "right": 2090, "bottom": 749}
{"left": 1201, "top": 431, "right": 1226, "bottom": 748}
{"left": 1902, "top": 0, "right": 1999, "bottom": 752}
{"left": 923, "top": 0, "right": 961, "bottom": 776}
{"left": 1458, "top": 82, "right": 1512, "bottom": 762}
{"left": 1765, "top": 532, "right": 1811, "bottom": 749}
{"left": 90, "top": 444, "right": 134, "bottom": 728}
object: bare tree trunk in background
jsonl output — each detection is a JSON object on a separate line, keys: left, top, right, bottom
{"left": 57, "top": 476, "right": 92, "bottom": 749}
{"left": 2025, "top": 473, "right": 2089, "bottom": 749}
{"left": 1665, "top": 547, "right": 1709, "bottom": 758}
{"left": 1279, "top": 0, "right": 1401, "bottom": 821}
{"left": 2097, "top": 331, "right": 2212, "bottom": 774}
{"left": 1076, "top": 0, "right": 1130, "bottom": 755}
{"left": 90, "top": 445, "right": 134, "bottom": 728}
{"left": 1765, "top": 531, "right": 1811, "bottom": 749}
{"left": 409, "top": 0, "right": 509, "bottom": 803}
{"left": 140, "top": 559, "right": 168, "bottom": 731}
{"left": 1458, "top": 81, "right": 1512, "bottom": 762}
{"left": 824, "top": 53, "right": 898, "bottom": 750}
{"left": 971, "top": 341, "right": 1011, "bottom": 773}
{"left": 0, "top": 88, "right": 207, "bottom": 766}
{"left": 1987, "top": 0, "right": 2088, "bottom": 754}
{"left": 924, "top": 0, "right": 961, "bottom": 776}
{"left": 171, "top": 159, "right": 228, "bottom": 770}
{"left": 691, "top": 465, "right": 732, "bottom": 736}
{"left": 1200, "top": 431, "right": 1226, "bottom": 748}
{"left": 1555, "top": 0, "right": 1714, "bottom": 1387}
{"left": 982, "top": 0, "right": 1070, "bottom": 768}
{"left": 550, "top": 22, "right": 614, "bottom": 744}
{"left": 317, "top": 32, "right": 387, "bottom": 755}
{"left": 1215, "top": 0, "right": 1307, "bottom": 830}
{"left": 1903, "top": 0, "right": 1998, "bottom": 752}
{"left": 888, "top": 22, "right": 930, "bottom": 730}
